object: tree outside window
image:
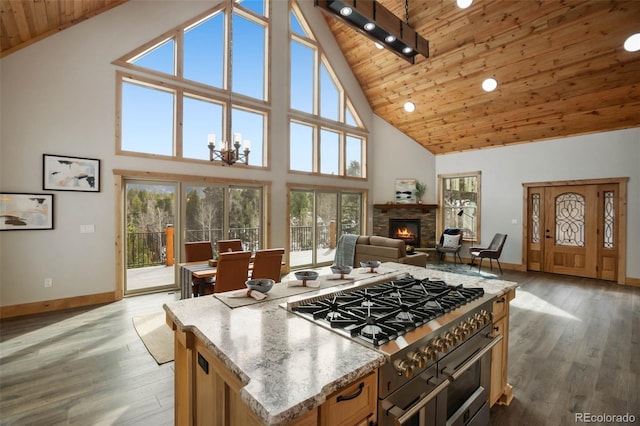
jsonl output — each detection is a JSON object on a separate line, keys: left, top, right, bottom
{"left": 439, "top": 171, "right": 481, "bottom": 242}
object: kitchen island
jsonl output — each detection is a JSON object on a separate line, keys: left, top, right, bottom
{"left": 164, "top": 262, "right": 517, "bottom": 425}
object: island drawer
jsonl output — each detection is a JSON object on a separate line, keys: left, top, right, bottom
{"left": 320, "top": 371, "right": 377, "bottom": 426}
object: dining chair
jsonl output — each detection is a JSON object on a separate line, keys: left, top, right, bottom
{"left": 213, "top": 251, "right": 252, "bottom": 293}
{"left": 217, "top": 239, "right": 243, "bottom": 254}
{"left": 251, "top": 248, "right": 285, "bottom": 283}
{"left": 184, "top": 241, "right": 214, "bottom": 296}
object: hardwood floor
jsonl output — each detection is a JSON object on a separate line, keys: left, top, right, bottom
{"left": 1, "top": 271, "right": 638, "bottom": 425}
{"left": 490, "top": 271, "right": 639, "bottom": 425}
{"left": 0, "top": 291, "right": 180, "bottom": 425}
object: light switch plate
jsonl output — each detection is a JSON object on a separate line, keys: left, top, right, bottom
{"left": 80, "top": 224, "right": 95, "bottom": 233}
{"left": 511, "top": 219, "right": 518, "bottom": 224}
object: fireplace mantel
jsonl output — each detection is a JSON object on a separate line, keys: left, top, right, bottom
{"left": 374, "top": 203, "right": 437, "bottom": 213}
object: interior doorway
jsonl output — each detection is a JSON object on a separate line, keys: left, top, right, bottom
{"left": 523, "top": 178, "right": 628, "bottom": 283}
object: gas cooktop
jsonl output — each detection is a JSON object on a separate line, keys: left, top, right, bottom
{"left": 285, "top": 274, "right": 492, "bottom": 351}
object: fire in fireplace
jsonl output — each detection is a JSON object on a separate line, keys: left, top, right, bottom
{"left": 389, "top": 219, "right": 420, "bottom": 248}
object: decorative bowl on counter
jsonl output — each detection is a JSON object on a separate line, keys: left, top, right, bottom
{"left": 294, "top": 270, "right": 319, "bottom": 282}
{"left": 246, "top": 278, "right": 275, "bottom": 293}
{"left": 360, "top": 260, "right": 381, "bottom": 272}
{"left": 330, "top": 265, "right": 353, "bottom": 276}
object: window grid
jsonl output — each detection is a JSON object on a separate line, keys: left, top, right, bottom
{"left": 439, "top": 172, "right": 481, "bottom": 242}
{"left": 116, "top": 2, "right": 270, "bottom": 167}
{"left": 288, "top": 3, "right": 367, "bottom": 179}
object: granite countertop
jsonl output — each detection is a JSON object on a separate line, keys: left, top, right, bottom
{"left": 163, "top": 262, "right": 518, "bottom": 425}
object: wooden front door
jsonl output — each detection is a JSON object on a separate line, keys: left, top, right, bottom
{"left": 544, "top": 185, "right": 598, "bottom": 278}
{"left": 526, "top": 183, "right": 620, "bottom": 281}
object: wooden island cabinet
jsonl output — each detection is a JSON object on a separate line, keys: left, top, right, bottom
{"left": 164, "top": 263, "right": 518, "bottom": 426}
{"left": 490, "top": 288, "right": 516, "bottom": 407}
{"left": 169, "top": 321, "right": 377, "bottom": 426}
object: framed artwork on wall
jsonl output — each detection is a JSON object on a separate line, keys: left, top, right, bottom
{"left": 43, "top": 154, "right": 101, "bottom": 192}
{"left": 395, "top": 178, "right": 416, "bottom": 204}
{"left": 0, "top": 193, "right": 54, "bottom": 230}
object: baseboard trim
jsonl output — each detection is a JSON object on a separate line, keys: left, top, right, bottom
{"left": 625, "top": 277, "right": 640, "bottom": 287}
{"left": 0, "top": 292, "right": 118, "bottom": 319}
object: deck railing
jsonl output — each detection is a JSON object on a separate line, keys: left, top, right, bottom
{"left": 126, "top": 224, "right": 358, "bottom": 268}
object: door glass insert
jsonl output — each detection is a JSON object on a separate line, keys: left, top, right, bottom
{"left": 531, "top": 193, "right": 540, "bottom": 244}
{"left": 555, "top": 192, "right": 585, "bottom": 247}
{"left": 603, "top": 191, "right": 614, "bottom": 248}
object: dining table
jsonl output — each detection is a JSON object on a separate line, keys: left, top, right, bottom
{"left": 179, "top": 256, "right": 287, "bottom": 299}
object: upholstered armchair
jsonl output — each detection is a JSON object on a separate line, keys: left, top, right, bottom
{"left": 469, "top": 233, "right": 508, "bottom": 273}
{"left": 435, "top": 228, "right": 463, "bottom": 264}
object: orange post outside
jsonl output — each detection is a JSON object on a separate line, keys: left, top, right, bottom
{"left": 329, "top": 221, "right": 337, "bottom": 249}
{"left": 165, "top": 225, "right": 174, "bottom": 266}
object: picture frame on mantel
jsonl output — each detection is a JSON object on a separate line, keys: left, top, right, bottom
{"left": 395, "top": 178, "right": 416, "bottom": 204}
{"left": 43, "top": 154, "right": 101, "bottom": 192}
{"left": 0, "top": 192, "right": 54, "bottom": 231}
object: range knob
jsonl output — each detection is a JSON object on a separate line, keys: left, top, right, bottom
{"left": 421, "top": 345, "right": 438, "bottom": 361}
{"left": 394, "top": 359, "right": 415, "bottom": 378}
{"left": 475, "top": 312, "right": 487, "bottom": 326}
{"left": 407, "top": 351, "right": 427, "bottom": 368}
{"left": 431, "top": 337, "right": 448, "bottom": 353}
{"left": 452, "top": 326, "right": 465, "bottom": 342}
{"left": 480, "top": 309, "right": 493, "bottom": 324}
{"left": 468, "top": 317, "right": 480, "bottom": 330}
{"left": 443, "top": 332, "right": 457, "bottom": 347}
{"left": 461, "top": 321, "right": 473, "bottom": 336}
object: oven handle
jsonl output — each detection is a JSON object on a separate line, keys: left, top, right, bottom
{"left": 387, "top": 376, "right": 450, "bottom": 425}
{"left": 442, "top": 333, "right": 503, "bottom": 381}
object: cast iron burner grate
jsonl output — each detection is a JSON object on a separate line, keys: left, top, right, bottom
{"left": 290, "top": 276, "right": 484, "bottom": 347}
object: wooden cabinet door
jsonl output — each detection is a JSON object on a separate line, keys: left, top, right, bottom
{"left": 489, "top": 315, "right": 506, "bottom": 407}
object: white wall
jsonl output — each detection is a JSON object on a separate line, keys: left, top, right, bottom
{"left": 436, "top": 128, "right": 640, "bottom": 279}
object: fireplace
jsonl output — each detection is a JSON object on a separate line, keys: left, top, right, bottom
{"left": 389, "top": 219, "right": 420, "bottom": 248}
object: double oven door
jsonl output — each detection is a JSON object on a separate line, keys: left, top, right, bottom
{"left": 379, "top": 326, "right": 502, "bottom": 426}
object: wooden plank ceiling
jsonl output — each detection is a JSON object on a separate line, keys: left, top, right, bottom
{"left": 323, "top": 0, "right": 640, "bottom": 154}
{"left": 1, "top": 0, "right": 639, "bottom": 154}
{"left": 0, "top": 0, "right": 127, "bottom": 57}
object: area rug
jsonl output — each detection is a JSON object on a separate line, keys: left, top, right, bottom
{"left": 426, "top": 262, "right": 499, "bottom": 279}
{"left": 132, "top": 312, "right": 174, "bottom": 365}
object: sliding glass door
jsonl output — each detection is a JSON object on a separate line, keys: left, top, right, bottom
{"left": 184, "top": 183, "right": 263, "bottom": 257}
{"left": 124, "top": 180, "right": 178, "bottom": 295}
{"left": 289, "top": 189, "right": 363, "bottom": 268}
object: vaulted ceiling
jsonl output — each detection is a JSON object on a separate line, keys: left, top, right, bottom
{"left": 2, "top": 0, "right": 639, "bottom": 155}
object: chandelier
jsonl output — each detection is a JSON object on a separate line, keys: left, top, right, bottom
{"left": 208, "top": 133, "right": 250, "bottom": 166}
{"left": 207, "top": 0, "right": 250, "bottom": 167}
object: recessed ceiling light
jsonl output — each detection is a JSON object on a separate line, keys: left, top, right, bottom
{"left": 385, "top": 35, "right": 396, "bottom": 43}
{"left": 374, "top": 42, "right": 384, "bottom": 49}
{"left": 404, "top": 101, "right": 416, "bottom": 112}
{"left": 624, "top": 33, "right": 640, "bottom": 52}
{"left": 364, "top": 22, "right": 375, "bottom": 31}
{"left": 456, "top": 0, "right": 473, "bottom": 8}
{"left": 482, "top": 78, "right": 498, "bottom": 92}
{"left": 402, "top": 46, "right": 413, "bottom": 54}
{"left": 340, "top": 6, "right": 352, "bottom": 16}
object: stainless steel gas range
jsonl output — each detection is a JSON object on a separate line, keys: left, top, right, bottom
{"left": 284, "top": 273, "right": 502, "bottom": 426}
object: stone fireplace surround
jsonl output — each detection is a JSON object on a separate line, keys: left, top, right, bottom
{"left": 373, "top": 204, "right": 437, "bottom": 249}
